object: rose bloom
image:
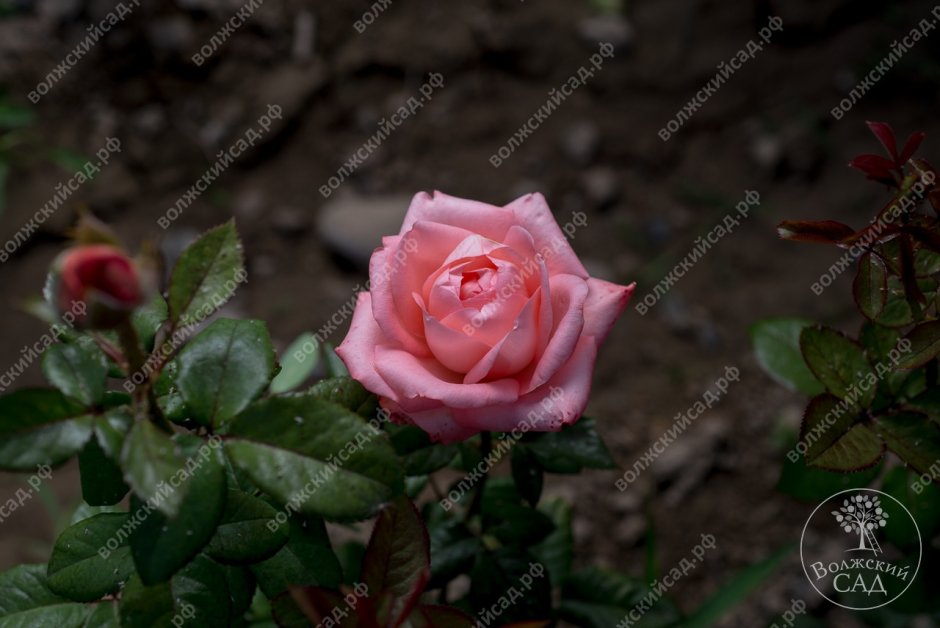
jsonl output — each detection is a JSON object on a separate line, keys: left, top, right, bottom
{"left": 337, "top": 192, "right": 634, "bottom": 442}
{"left": 52, "top": 244, "right": 143, "bottom": 328}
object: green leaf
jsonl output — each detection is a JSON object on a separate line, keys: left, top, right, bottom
{"left": 749, "top": 318, "right": 825, "bottom": 396}
{"left": 307, "top": 376, "right": 378, "bottom": 419}
{"left": 361, "top": 497, "right": 430, "bottom": 606}
{"left": 524, "top": 418, "right": 616, "bottom": 473}
{"left": 470, "top": 549, "right": 551, "bottom": 626}
{"left": 854, "top": 252, "right": 888, "bottom": 320}
{"left": 175, "top": 318, "right": 275, "bottom": 428}
{"left": 78, "top": 434, "right": 129, "bottom": 506}
{"left": 251, "top": 515, "right": 342, "bottom": 598}
{"left": 559, "top": 567, "right": 679, "bottom": 628}
{"left": 271, "top": 333, "right": 319, "bottom": 394}
{"left": 117, "top": 574, "right": 176, "bottom": 627}
{"left": 799, "top": 394, "right": 883, "bottom": 471}
{"left": 486, "top": 504, "right": 555, "bottom": 546}
{"left": 0, "top": 389, "right": 93, "bottom": 471}
{"left": 323, "top": 343, "right": 349, "bottom": 377}
{"left": 119, "top": 420, "right": 187, "bottom": 517}
{"left": 132, "top": 295, "right": 168, "bottom": 353}
{"left": 531, "top": 499, "right": 573, "bottom": 585}
{"left": 167, "top": 221, "right": 244, "bottom": 327}
{"left": 47, "top": 513, "right": 136, "bottom": 602}
{"left": 220, "top": 564, "right": 256, "bottom": 622}
{"left": 684, "top": 544, "right": 795, "bottom": 628}
{"left": 206, "top": 488, "right": 289, "bottom": 565}
{"left": 387, "top": 424, "right": 458, "bottom": 476}
{"left": 41, "top": 343, "right": 107, "bottom": 407}
{"left": 777, "top": 449, "right": 882, "bottom": 502}
{"left": 800, "top": 326, "right": 875, "bottom": 407}
{"left": 129, "top": 435, "right": 227, "bottom": 585}
{"left": 171, "top": 555, "right": 232, "bottom": 628}
{"left": 896, "top": 320, "right": 940, "bottom": 369}
{"left": 427, "top": 521, "right": 480, "bottom": 587}
{"left": 0, "top": 564, "right": 90, "bottom": 626}
{"left": 511, "top": 446, "right": 544, "bottom": 507}
{"left": 224, "top": 395, "right": 404, "bottom": 522}
{"left": 83, "top": 600, "right": 119, "bottom": 627}
{"left": 873, "top": 411, "right": 940, "bottom": 475}
{"left": 859, "top": 322, "right": 900, "bottom": 365}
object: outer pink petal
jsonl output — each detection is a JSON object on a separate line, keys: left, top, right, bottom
{"left": 400, "top": 191, "right": 516, "bottom": 241}
{"left": 380, "top": 399, "right": 477, "bottom": 443}
{"left": 369, "top": 246, "right": 430, "bottom": 357}
{"left": 582, "top": 279, "right": 635, "bottom": 342}
{"left": 374, "top": 345, "right": 519, "bottom": 408}
{"left": 523, "top": 274, "right": 589, "bottom": 393}
{"left": 504, "top": 193, "right": 588, "bottom": 278}
{"left": 453, "top": 336, "right": 598, "bottom": 432}
{"left": 335, "top": 292, "right": 399, "bottom": 402}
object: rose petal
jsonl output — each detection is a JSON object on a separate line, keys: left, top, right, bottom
{"left": 464, "top": 289, "right": 540, "bottom": 384}
{"left": 400, "top": 191, "right": 516, "bottom": 241}
{"left": 424, "top": 311, "right": 493, "bottom": 373}
{"left": 453, "top": 336, "right": 597, "bottom": 432}
{"left": 381, "top": 399, "right": 477, "bottom": 443}
{"left": 335, "top": 292, "right": 399, "bottom": 401}
{"left": 389, "top": 221, "right": 478, "bottom": 343}
{"left": 582, "top": 279, "right": 635, "bottom": 342}
{"left": 522, "top": 273, "right": 589, "bottom": 393}
{"left": 369, "top": 246, "right": 430, "bottom": 357}
{"left": 504, "top": 193, "right": 588, "bottom": 278}
{"left": 374, "top": 345, "right": 519, "bottom": 408}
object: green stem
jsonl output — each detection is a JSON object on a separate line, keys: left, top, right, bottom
{"left": 116, "top": 317, "right": 173, "bottom": 434}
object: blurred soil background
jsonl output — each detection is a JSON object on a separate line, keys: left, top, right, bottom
{"left": 0, "top": 0, "right": 939, "bottom": 625}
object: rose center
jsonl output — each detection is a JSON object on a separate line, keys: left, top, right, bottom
{"left": 459, "top": 267, "right": 495, "bottom": 301}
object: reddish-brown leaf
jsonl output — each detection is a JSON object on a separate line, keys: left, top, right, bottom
{"left": 777, "top": 220, "right": 855, "bottom": 244}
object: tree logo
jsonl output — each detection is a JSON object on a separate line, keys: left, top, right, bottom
{"left": 800, "top": 488, "right": 921, "bottom": 611}
{"left": 832, "top": 493, "right": 887, "bottom": 554}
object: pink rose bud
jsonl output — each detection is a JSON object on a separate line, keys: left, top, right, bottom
{"left": 337, "top": 191, "right": 635, "bottom": 443}
{"left": 51, "top": 244, "right": 143, "bottom": 329}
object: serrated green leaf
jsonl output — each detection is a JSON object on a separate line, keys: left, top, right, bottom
{"left": 175, "top": 318, "right": 275, "bottom": 428}
{"left": 750, "top": 318, "right": 825, "bottom": 396}
{"left": 251, "top": 516, "right": 342, "bottom": 598}
{"left": 896, "top": 320, "right": 940, "bottom": 369}
{"left": 132, "top": 295, "right": 168, "bottom": 353}
{"left": 854, "top": 252, "right": 888, "bottom": 320}
{"left": 0, "top": 389, "right": 93, "bottom": 471}
{"left": 800, "top": 326, "right": 875, "bottom": 407}
{"left": 224, "top": 395, "right": 404, "bottom": 522}
{"left": 130, "top": 435, "right": 226, "bottom": 585}
{"left": 524, "top": 418, "right": 616, "bottom": 473}
{"left": 206, "top": 488, "right": 289, "bottom": 565}
{"left": 78, "top": 435, "right": 128, "bottom": 506}
{"left": 271, "top": 333, "right": 319, "bottom": 394}
{"left": 0, "top": 564, "right": 90, "bottom": 627}
{"left": 167, "top": 221, "right": 244, "bottom": 327}
{"left": 873, "top": 411, "right": 940, "bottom": 475}
{"left": 777, "top": 450, "right": 882, "bottom": 502}
{"left": 41, "top": 343, "right": 107, "bottom": 407}
{"left": 47, "top": 513, "right": 135, "bottom": 602}
{"left": 119, "top": 420, "right": 187, "bottom": 517}
{"left": 307, "top": 376, "right": 378, "bottom": 419}
{"left": 799, "top": 394, "right": 882, "bottom": 471}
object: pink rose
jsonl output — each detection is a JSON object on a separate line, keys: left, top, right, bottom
{"left": 51, "top": 244, "right": 144, "bottom": 329}
{"left": 336, "top": 192, "right": 634, "bottom": 443}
